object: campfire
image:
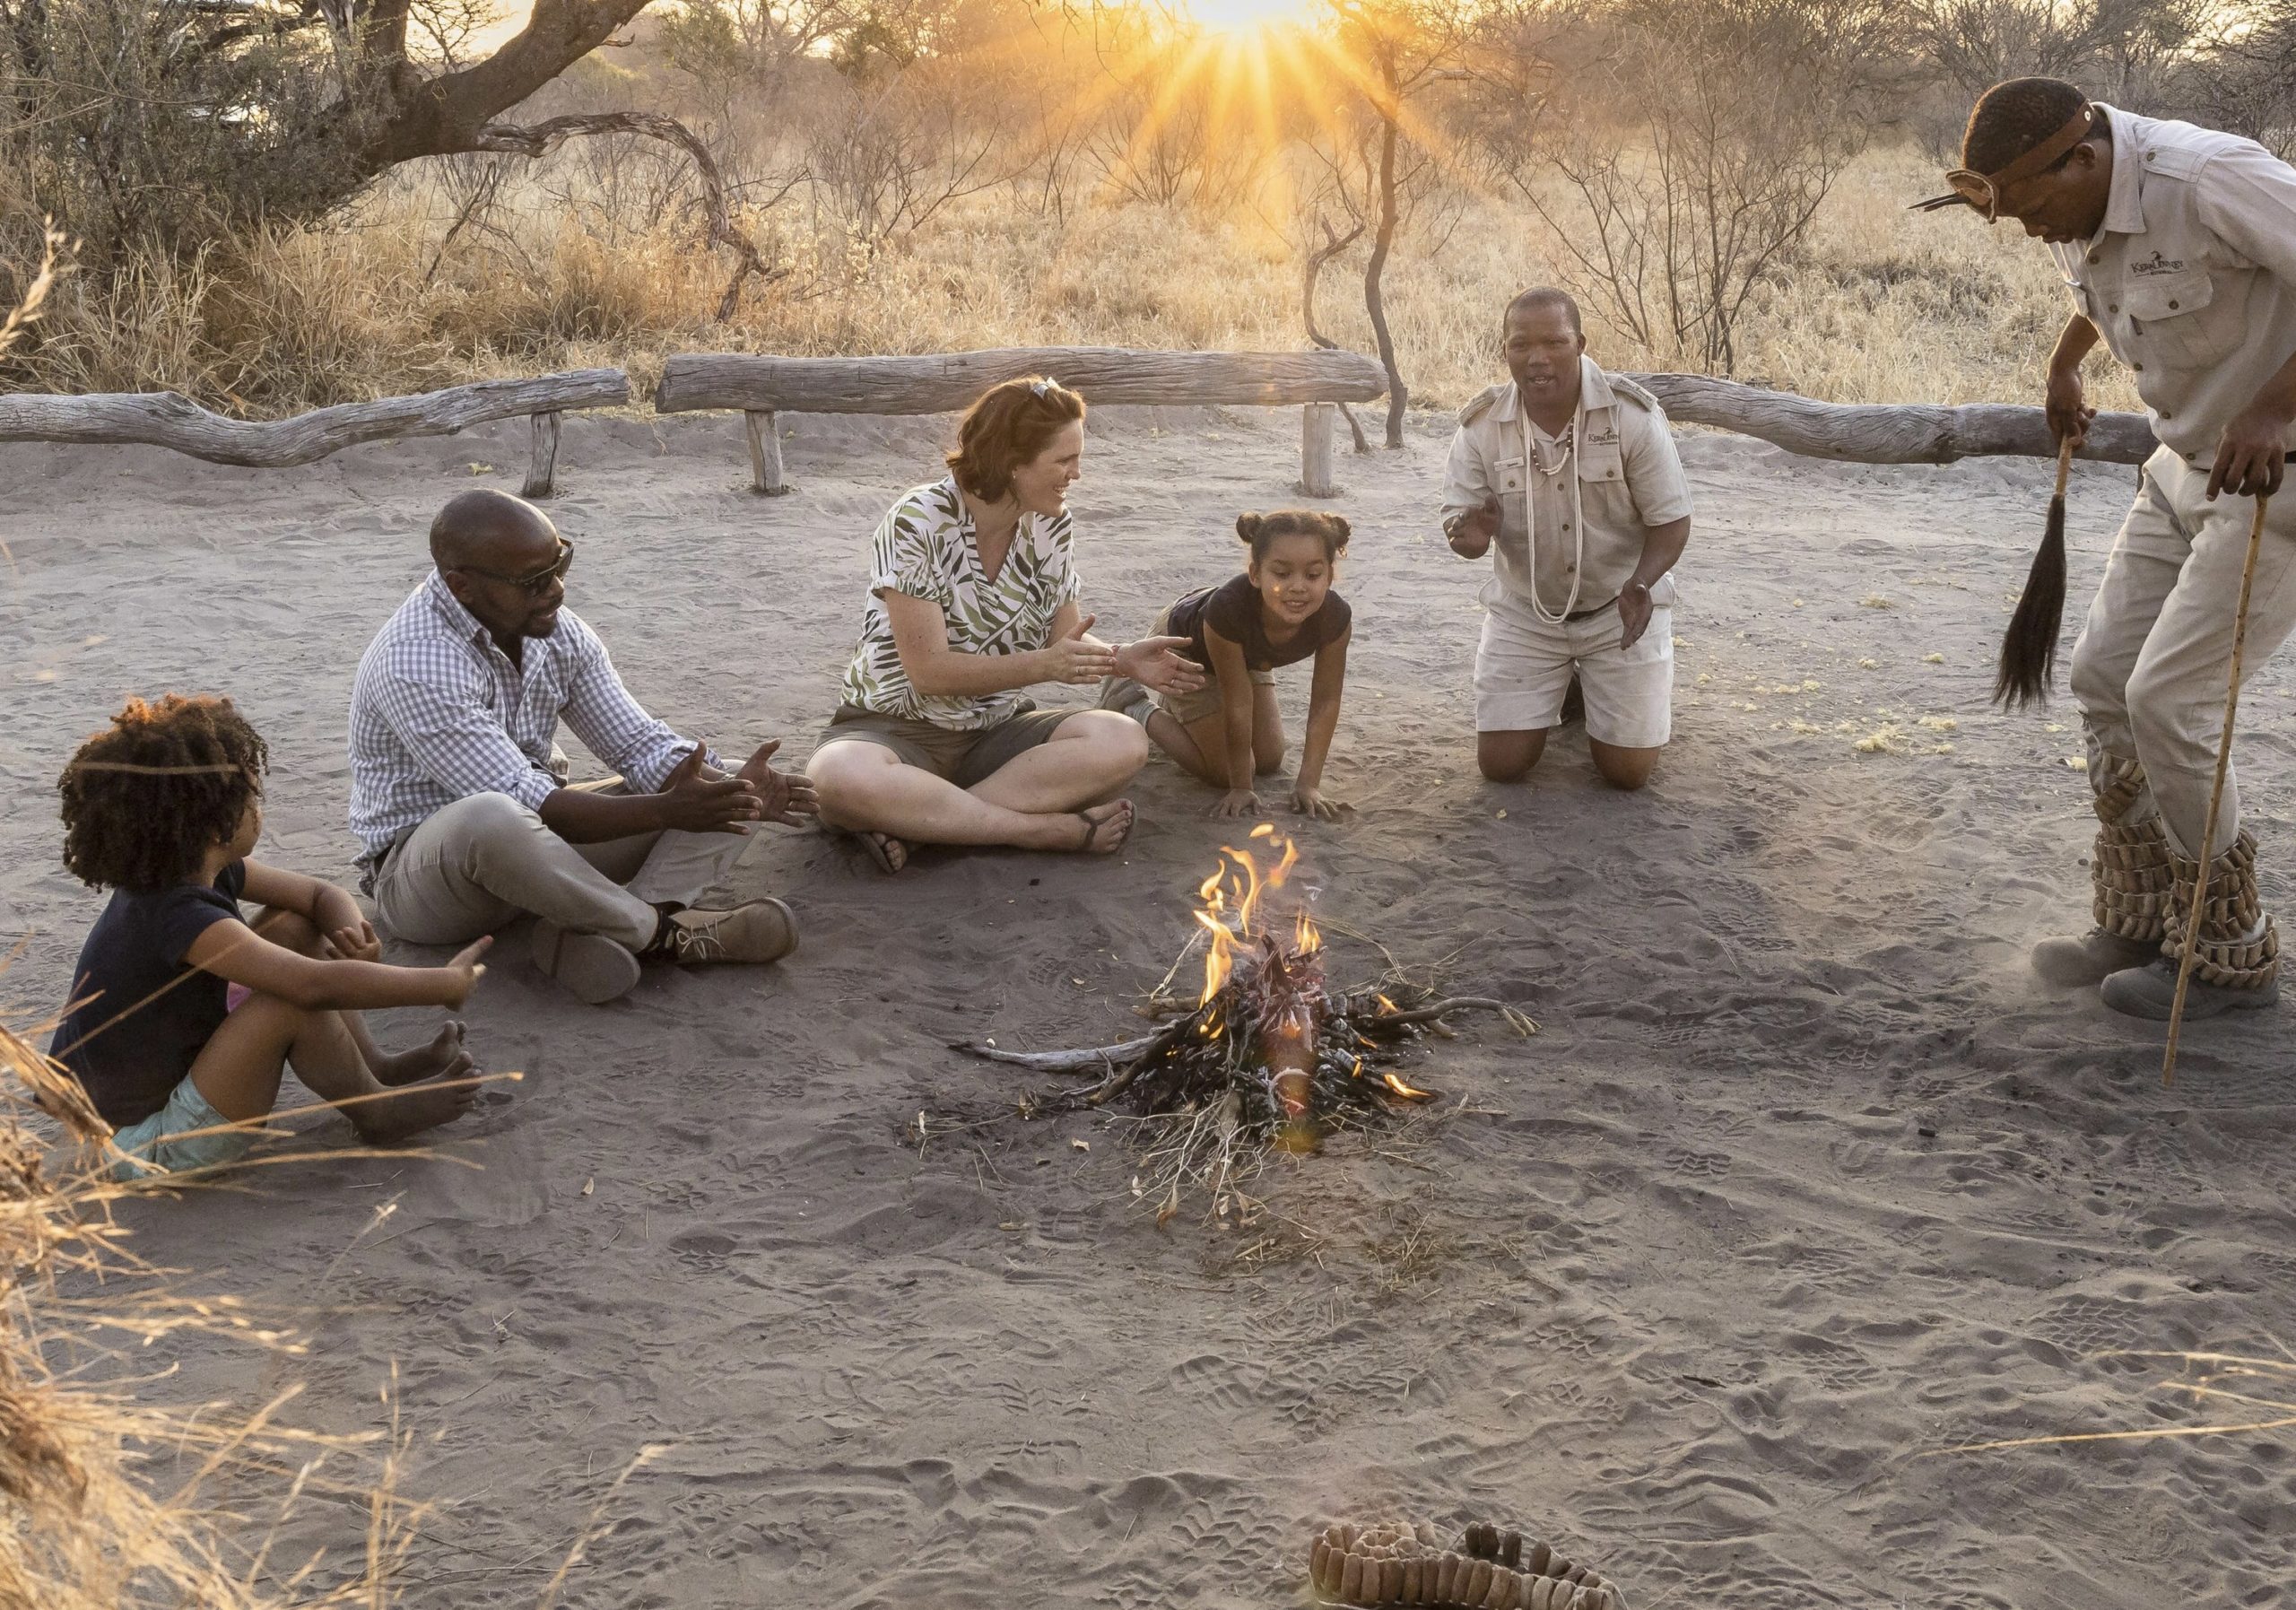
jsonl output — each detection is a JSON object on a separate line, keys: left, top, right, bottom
{"left": 956, "top": 826, "right": 1529, "bottom": 1217}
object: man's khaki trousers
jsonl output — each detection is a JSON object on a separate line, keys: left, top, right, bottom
{"left": 371, "top": 785, "right": 748, "bottom": 951}
{"left": 2070, "top": 445, "right": 2296, "bottom": 857}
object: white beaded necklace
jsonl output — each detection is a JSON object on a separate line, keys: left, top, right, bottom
{"left": 1518, "top": 386, "right": 1588, "bottom": 626}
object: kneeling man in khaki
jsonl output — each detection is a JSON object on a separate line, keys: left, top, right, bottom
{"left": 348, "top": 490, "right": 815, "bottom": 1003}
{"left": 1440, "top": 288, "right": 1692, "bottom": 790}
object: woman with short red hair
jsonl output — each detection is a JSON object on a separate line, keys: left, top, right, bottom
{"left": 807, "top": 377, "right": 1204, "bottom": 873}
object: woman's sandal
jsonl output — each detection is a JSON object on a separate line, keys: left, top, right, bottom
{"left": 856, "top": 830, "right": 909, "bottom": 875}
{"left": 1074, "top": 801, "right": 1135, "bottom": 856}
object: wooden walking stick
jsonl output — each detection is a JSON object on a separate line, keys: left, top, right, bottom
{"left": 2162, "top": 490, "right": 2274, "bottom": 1087}
{"left": 1996, "top": 436, "right": 2076, "bottom": 709}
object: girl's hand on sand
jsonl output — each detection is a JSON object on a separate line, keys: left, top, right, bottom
{"left": 1290, "top": 786, "right": 1347, "bottom": 822}
{"left": 1210, "top": 788, "right": 1260, "bottom": 819}
{"left": 439, "top": 936, "right": 491, "bottom": 1008}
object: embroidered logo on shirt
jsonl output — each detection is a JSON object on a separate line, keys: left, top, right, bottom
{"left": 2130, "top": 250, "right": 2187, "bottom": 276}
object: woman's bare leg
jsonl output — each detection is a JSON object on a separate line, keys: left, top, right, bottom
{"left": 811, "top": 739, "right": 1129, "bottom": 851}
{"left": 967, "top": 711, "right": 1146, "bottom": 814}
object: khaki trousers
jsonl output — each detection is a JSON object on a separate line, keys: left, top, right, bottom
{"left": 2070, "top": 446, "right": 2296, "bottom": 857}
{"left": 371, "top": 786, "right": 748, "bottom": 951}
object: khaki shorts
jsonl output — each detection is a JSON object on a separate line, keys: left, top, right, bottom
{"left": 817, "top": 702, "right": 1074, "bottom": 788}
{"left": 1475, "top": 592, "right": 1674, "bottom": 748}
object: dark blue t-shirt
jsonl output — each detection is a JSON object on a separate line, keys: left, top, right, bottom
{"left": 51, "top": 862, "right": 248, "bottom": 1127}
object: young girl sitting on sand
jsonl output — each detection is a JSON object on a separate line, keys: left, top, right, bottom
{"left": 48, "top": 694, "right": 490, "bottom": 1180}
{"left": 1101, "top": 509, "right": 1353, "bottom": 819}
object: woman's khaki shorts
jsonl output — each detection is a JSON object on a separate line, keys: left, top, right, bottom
{"left": 816, "top": 702, "right": 1074, "bottom": 788}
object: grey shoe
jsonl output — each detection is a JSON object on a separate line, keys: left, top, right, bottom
{"left": 2099, "top": 955, "right": 2281, "bottom": 1021}
{"left": 2031, "top": 927, "right": 2159, "bottom": 988}
{"left": 653, "top": 899, "right": 799, "bottom": 965}
{"left": 531, "top": 921, "right": 642, "bottom": 1004}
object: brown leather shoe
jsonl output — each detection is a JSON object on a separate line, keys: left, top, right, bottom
{"left": 649, "top": 899, "right": 799, "bottom": 965}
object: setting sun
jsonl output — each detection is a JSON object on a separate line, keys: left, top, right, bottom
{"left": 1181, "top": 0, "right": 1320, "bottom": 32}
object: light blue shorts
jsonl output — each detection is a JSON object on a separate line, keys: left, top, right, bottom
{"left": 108, "top": 1076, "right": 258, "bottom": 1182}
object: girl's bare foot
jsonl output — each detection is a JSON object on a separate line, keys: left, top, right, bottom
{"left": 372, "top": 1021, "right": 474, "bottom": 1087}
{"left": 350, "top": 1072, "right": 479, "bottom": 1145}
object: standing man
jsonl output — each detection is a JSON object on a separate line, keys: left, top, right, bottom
{"left": 1441, "top": 288, "right": 1693, "bottom": 790}
{"left": 350, "top": 490, "right": 816, "bottom": 1005}
{"left": 1918, "top": 78, "right": 2296, "bottom": 1018}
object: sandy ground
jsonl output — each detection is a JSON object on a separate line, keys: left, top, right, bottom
{"left": 4, "top": 405, "right": 2295, "bottom": 1610}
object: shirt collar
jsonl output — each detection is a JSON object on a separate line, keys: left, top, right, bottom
{"left": 1506, "top": 355, "right": 1613, "bottom": 423}
{"left": 422, "top": 570, "right": 500, "bottom": 652}
{"left": 2094, "top": 102, "right": 2146, "bottom": 242}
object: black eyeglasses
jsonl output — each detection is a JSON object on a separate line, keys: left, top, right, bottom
{"left": 459, "top": 539, "right": 574, "bottom": 596}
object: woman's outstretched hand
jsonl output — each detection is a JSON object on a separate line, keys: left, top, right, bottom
{"left": 1045, "top": 614, "right": 1120, "bottom": 684}
{"left": 1117, "top": 635, "right": 1206, "bottom": 696}
{"left": 1290, "top": 785, "right": 1348, "bottom": 822}
{"left": 1210, "top": 788, "right": 1260, "bottom": 819}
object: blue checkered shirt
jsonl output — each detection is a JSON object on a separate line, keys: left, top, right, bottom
{"left": 348, "top": 573, "right": 704, "bottom": 866}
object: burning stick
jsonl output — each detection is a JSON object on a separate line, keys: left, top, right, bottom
{"left": 952, "top": 832, "right": 1532, "bottom": 1217}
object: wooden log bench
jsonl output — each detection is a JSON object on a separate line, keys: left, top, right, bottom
{"left": 1623, "top": 372, "right": 2156, "bottom": 466}
{"left": 653, "top": 346, "right": 1391, "bottom": 497}
{"left": 0, "top": 369, "right": 632, "bottom": 496}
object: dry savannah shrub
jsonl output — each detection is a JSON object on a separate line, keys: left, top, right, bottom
{"left": 0, "top": 1007, "right": 429, "bottom": 1608}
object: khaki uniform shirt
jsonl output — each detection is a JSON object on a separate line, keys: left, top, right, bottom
{"left": 2051, "top": 105, "right": 2296, "bottom": 462}
{"left": 1441, "top": 358, "right": 1693, "bottom": 616}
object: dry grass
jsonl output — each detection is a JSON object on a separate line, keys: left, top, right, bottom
{"left": 0, "top": 1005, "right": 432, "bottom": 1608}
{"left": 1934, "top": 1348, "right": 2296, "bottom": 1457}
{"left": 5, "top": 143, "right": 2142, "bottom": 418}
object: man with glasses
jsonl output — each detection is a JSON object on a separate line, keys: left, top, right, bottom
{"left": 348, "top": 490, "right": 815, "bottom": 1003}
{"left": 1917, "top": 77, "right": 2296, "bottom": 1018}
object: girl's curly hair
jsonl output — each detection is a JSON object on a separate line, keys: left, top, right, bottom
{"left": 58, "top": 695, "right": 268, "bottom": 892}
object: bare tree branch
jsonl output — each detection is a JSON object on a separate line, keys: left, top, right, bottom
{"left": 474, "top": 110, "right": 784, "bottom": 320}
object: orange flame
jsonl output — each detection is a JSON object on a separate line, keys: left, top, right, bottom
{"left": 1190, "top": 834, "right": 1312, "bottom": 1005}
{"left": 1382, "top": 1072, "right": 1434, "bottom": 1101}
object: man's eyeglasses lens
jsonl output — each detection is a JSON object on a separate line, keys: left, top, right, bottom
{"left": 473, "top": 541, "right": 574, "bottom": 596}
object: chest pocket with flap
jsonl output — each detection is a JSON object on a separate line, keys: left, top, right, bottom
{"left": 2124, "top": 268, "right": 2236, "bottom": 369}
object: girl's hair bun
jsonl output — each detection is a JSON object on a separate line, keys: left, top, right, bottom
{"left": 1238, "top": 509, "right": 1350, "bottom": 562}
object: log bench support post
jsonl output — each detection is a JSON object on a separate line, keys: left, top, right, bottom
{"left": 1300, "top": 402, "right": 1337, "bottom": 498}
{"left": 745, "top": 409, "right": 787, "bottom": 496}
{"left": 522, "top": 409, "right": 563, "bottom": 498}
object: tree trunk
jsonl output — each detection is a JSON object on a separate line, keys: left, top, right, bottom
{"left": 257, "top": 0, "right": 655, "bottom": 208}
{"left": 1362, "top": 102, "right": 1406, "bottom": 448}
{"left": 1302, "top": 216, "right": 1371, "bottom": 454}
